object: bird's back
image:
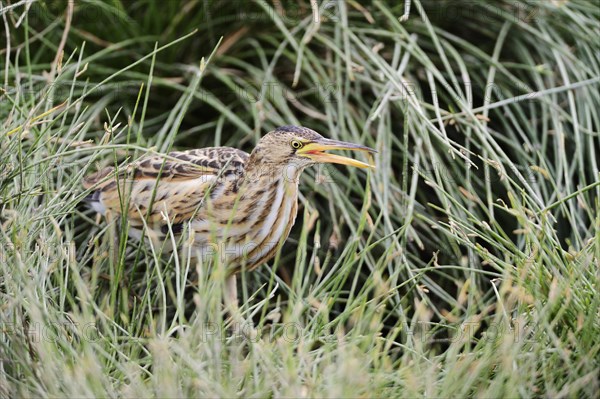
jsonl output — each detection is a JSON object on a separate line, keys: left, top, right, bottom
{"left": 84, "top": 147, "right": 248, "bottom": 240}
{"left": 83, "top": 145, "right": 300, "bottom": 272}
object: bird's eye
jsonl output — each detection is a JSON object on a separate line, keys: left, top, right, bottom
{"left": 290, "top": 140, "right": 303, "bottom": 150}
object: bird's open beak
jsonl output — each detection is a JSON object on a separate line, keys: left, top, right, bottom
{"left": 298, "top": 138, "right": 377, "bottom": 169}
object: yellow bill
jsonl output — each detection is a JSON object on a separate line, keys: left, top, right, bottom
{"left": 298, "top": 138, "right": 377, "bottom": 169}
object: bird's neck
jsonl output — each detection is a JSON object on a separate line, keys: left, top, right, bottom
{"left": 243, "top": 157, "right": 305, "bottom": 187}
{"left": 216, "top": 157, "right": 302, "bottom": 271}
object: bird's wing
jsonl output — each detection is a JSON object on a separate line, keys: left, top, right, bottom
{"left": 83, "top": 147, "right": 249, "bottom": 229}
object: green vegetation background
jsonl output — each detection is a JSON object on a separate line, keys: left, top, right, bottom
{"left": 1, "top": 0, "right": 598, "bottom": 397}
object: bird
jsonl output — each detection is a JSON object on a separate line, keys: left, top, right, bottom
{"left": 83, "top": 125, "right": 376, "bottom": 310}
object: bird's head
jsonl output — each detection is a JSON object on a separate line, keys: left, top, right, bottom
{"left": 250, "top": 126, "right": 376, "bottom": 174}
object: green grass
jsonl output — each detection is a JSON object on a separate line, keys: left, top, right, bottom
{"left": 1, "top": 0, "right": 599, "bottom": 397}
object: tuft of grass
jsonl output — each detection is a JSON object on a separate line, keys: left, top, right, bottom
{"left": 1, "top": 0, "right": 598, "bottom": 397}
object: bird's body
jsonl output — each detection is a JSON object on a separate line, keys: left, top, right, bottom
{"left": 83, "top": 126, "right": 374, "bottom": 274}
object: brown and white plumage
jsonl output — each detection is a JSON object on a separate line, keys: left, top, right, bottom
{"left": 83, "top": 126, "right": 375, "bottom": 274}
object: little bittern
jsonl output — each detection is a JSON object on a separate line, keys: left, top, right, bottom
{"left": 83, "top": 126, "right": 375, "bottom": 307}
